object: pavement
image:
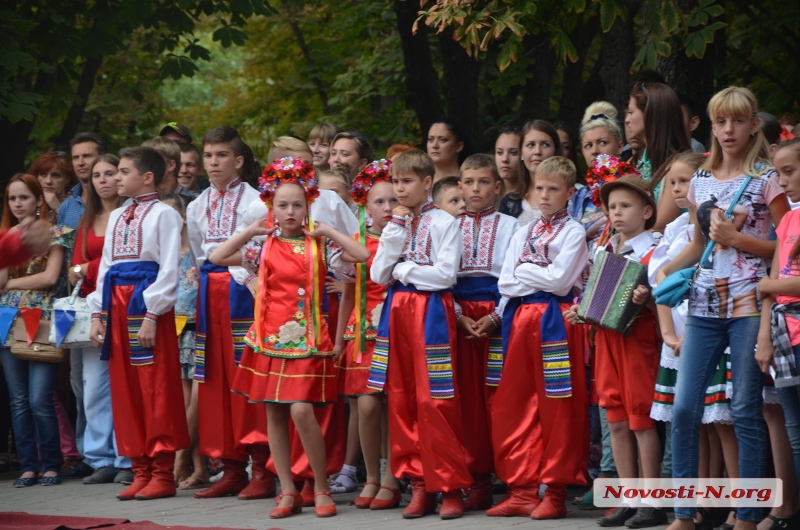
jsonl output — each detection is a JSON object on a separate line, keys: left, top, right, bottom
{"left": 0, "top": 471, "right": 672, "bottom": 530}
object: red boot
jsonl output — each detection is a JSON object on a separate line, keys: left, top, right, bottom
{"left": 194, "top": 459, "right": 249, "bottom": 498}
{"left": 486, "top": 484, "right": 540, "bottom": 517}
{"left": 238, "top": 444, "right": 276, "bottom": 500}
{"left": 463, "top": 473, "right": 493, "bottom": 511}
{"left": 439, "top": 490, "right": 464, "bottom": 519}
{"left": 136, "top": 452, "right": 177, "bottom": 500}
{"left": 530, "top": 485, "right": 567, "bottom": 520}
{"left": 402, "top": 479, "right": 437, "bottom": 519}
{"left": 300, "top": 478, "right": 315, "bottom": 507}
{"left": 116, "top": 456, "right": 152, "bottom": 500}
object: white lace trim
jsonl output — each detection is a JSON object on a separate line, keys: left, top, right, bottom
{"left": 660, "top": 356, "right": 679, "bottom": 370}
{"left": 650, "top": 404, "right": 673, "bottom": 422}
{"left": 701, "top": 405, "right": 732, "bottom": 424}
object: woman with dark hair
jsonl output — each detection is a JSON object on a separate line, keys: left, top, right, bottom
{"left": 64, "top": 154, "right": 129, "bottom": 484}
{"left": 626, "top": 81, "right": 691, "bottom": 232}
{"left": 0, "top": 173, "right": 73, "bottom": 487}
{"left": 329, "top": 130, "right": 373, "bottom": 182}
{"left": 427, "top": 119, "right": 473, "bottom": 181}
{"left": 499, "top": 120, "right": 563, "bottom": 225}
{"left": 27, "top": 152, "right": 78, "bottom": 223}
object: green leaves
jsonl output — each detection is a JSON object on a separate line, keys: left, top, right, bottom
{"left": 159, "top": 54, "right": 200, "bottom": 79}
{"left": 213, "top": 25, "right": 248, "bottom": 47}
{"left": 0, "top": 88, "right": 44, "bottom": 123}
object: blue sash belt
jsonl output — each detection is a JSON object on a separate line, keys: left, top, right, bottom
{"left": 100, "top": 261, "right": 159, "bottom": 365}
{"left": 367, "top": 283, "right": 455, "bottom": 399}
{"left": 454, "top": 276, "right": 504, "bottom": 386}
{"left": 502, "top": 291, "right": 574, "bottom": 398}
{"left": 194, "top": 262, "right": 254, "bottom": 382}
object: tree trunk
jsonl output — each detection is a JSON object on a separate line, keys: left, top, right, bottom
{"left": 394, "top": 0, "right": 444, "bottom": 144}
{"left": 438, "top": 27, "right": 482, "bottom": 149}
{"left": 656, "top": 0, "right": 719, "bottom": 146}
{"left": 514, "top": 34, "right": 557, "bottom": 123}
{"left": 558, "top": 16, "right": 601, "bottom": 135}
{"left": 53, "top": 54, "right": 103, "bottom": 150}
{"left": 598, "top": 0, "right": 639, "bottom": 115}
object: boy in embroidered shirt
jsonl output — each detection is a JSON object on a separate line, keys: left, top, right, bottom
{"left": 432, "top": 176, "right": 467, "bottom": 218}
{"left": 185, "top": 126, "right": 274, "bottom": 500}
{"left": 490, "top": 157, "right": 589, "bottom": 519}
{"left": 88, "top": 146, "right": 188, "bottom": 500}
{"left": 451, "top": 154, "right": 519, "bottom": 510}
{"left": 565, "top": 173, "right": 666, "bottom": 528}
{"left": 369, "top": 149, "right": 470, "bottom": 519}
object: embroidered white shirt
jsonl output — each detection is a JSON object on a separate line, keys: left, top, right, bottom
{"left": 186, "top": 177, "right": 261, "bottom": 279}
{"left": 371, "top": 202, "right": 462, "bottom": 291}
{"left": 455, "top": 206, "right": 519, "bottom": 319}
{"left": 499, "top": 210, "right": 588, "bottom": 298}
{"left": 88, "top": 195, "right": 182, "bottom": 318}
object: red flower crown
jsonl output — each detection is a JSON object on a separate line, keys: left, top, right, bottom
{"left": 351, "top": 159, "right": 392, "bottom": 206}
{"left": 585, "top": 154, "right": 640, "bottom": 203}
{"left": 259, "top": 157, "right": 320, "bottom": 206}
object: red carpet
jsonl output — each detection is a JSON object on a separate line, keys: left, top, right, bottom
{"left": 0, "top": 513, "right": 259, "bottom": 530}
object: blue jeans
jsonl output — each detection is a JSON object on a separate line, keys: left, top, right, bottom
{"left": 0, "top": 347, "right": 61, "bottom": 473}
{"left": 70, "top": 347, "right": 85, "bottom": 455}
{"left": 776, "top": 344, "right": 800, "bottom": 492}
{"left": 79, "top": 346, "right": 130, "bottom": 469}
{"left": 672, "top": 316, "right": 766, "bottom": 522}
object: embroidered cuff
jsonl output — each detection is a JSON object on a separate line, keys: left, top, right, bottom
{"left": 489, "top": 312, "right": 501, "bottom": 327}
{"left": 144, "top": 312, "right": 160, "bottom": 323}
{"left": 245, "top": 274, "right": 258, "bottom": 286}
{"left": 455, "top": 307, "right": 464, "bottom": 321}
{"left": 389, "top": 215, "right": 406, "bottom": 227}
{"left": 91, "top": 312, "right": 103, "bottom": 321}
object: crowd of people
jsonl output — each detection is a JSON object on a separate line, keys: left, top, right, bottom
{"left": 2, "top": 72, "right": 800, "bottom": 530}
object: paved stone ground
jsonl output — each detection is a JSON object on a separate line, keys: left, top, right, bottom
{"left": 0, "top": 472, "right": 672, "bottom": 530}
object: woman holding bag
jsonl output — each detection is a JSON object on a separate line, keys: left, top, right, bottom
{"left": 0, "top": 173, "right": 73, "bottom": 487}
{"left": 64, "top": 154, "right": 129, "bottom": 484}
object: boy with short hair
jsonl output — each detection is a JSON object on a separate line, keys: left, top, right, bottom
{"left": 566, "top": 173, "right": 665, "bottom": 528}
{"left": 185, "top": 126, "right": 274, "bottom": 500}
{"left": 491, "top": 156, "right": 589, "bottom": 519}
{"left": 432, "top": 175, "right": 466, "bottom": 218}
{"left": 453, "top": 153, "right": 519, "bottom": 510}
{"left": 142, "top": 136, "right": 197, "bottom": 199}
{"left": 88, "top": 146, "right": 188, "bottom": 500}
{"left": 370, "top": 149, "right": 471, "bottom": 519}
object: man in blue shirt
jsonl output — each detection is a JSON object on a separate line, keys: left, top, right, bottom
{"left": 58, "top": 133, "right": 106, "bottom": 229}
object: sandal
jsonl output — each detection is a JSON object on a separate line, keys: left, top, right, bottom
{"left": 763, "top": 511, "right": 800, "bottom": 530}
{"left": 179, "top": 476, "right": 210, "bottom": 490}
{"left": 13, "top": 476, "right": 37, "bottom": 487}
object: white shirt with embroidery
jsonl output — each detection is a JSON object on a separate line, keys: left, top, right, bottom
{"left": 455, "top": 206, "right": 520, "bottom": 321}
{"left": 186, "top": 176, "right": 260, "bottom": 286}
{"left": 88, "top": 193, "right": 182, "bottom": 319}
{"left": 499, "top": 209, "right": 588, "bottom": 299}
{"left": 370, "top": 201, "right": 462, "bottom": 291}
{"left": 604, "top": 230, "right": 660, "bottom": 263}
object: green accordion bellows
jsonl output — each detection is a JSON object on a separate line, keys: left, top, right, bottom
{"left": 578, "top": 250, "right": 648, "bottom": 336}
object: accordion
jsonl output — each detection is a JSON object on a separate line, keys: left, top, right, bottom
{"left": 578, "top": 250, "right": 648, "bottom": 336}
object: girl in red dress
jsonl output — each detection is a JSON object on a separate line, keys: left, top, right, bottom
{"left": 330, "top": 160, "right": 403, "bottom": 509}
{"left": 209, "top": 157, "right": 369, "bottom": 519}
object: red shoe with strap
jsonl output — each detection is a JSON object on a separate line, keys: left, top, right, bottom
{"left": 314, "top": 491, "right": 337, "bottom": 518}
{"left": 370, "top": 486, "right": 402, "bottom": 510}
{"left": 354, "top": 481, "right": 380, "bottom": 509}
{"left": 269, "top": 492, "right": 303, "bottom": 519}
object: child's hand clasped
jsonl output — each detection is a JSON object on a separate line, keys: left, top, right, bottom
{"left": 302, "top": 220, "right": 332, "bottom": 239}
{"left": 392, "top": 205, "right": 412, "bottom": 218}
{"left": 563, "top": 304, "right": 580, "bottom": 325}
{"left": 632, "top": 284, "right": 650, "bottom": 305}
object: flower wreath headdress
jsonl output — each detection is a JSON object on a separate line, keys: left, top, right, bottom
{"left": 585, "top": 154, "right": 640, "bottom": 204}
{"left": 351, "top": 159, "right": 392, "bottom": 206}
{"left": 259, "top": 156, "right": 320, "bottom": 207}
{"left": 350, "top": 159, "right": 392, "bottom": 363}
{"left": 253, "top": 156, "right": 325, "bottom": 355}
